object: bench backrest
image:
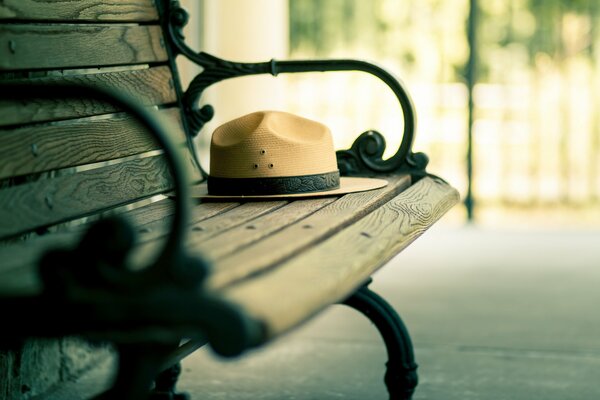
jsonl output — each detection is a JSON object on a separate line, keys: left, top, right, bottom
{"left": 0, "top": 0, "right": 201, "bottom": 241}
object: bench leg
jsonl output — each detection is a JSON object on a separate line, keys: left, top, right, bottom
{"left": 149, "top": 362, "right": 189, "bottom": 400}
{"left": 93, "top": 344, "right": 189, "bottom": 400}
{"left": 342, "top": 285, "right": 418, "bottom": 400}
{"left": 93, "top": 344, "right": 174, "bottom": 400}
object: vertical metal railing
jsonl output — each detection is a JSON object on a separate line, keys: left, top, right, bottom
{"left": 465, "top": 0, "right": 478, "bottom": 221}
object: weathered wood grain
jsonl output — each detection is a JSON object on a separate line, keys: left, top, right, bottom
{"left": 0, "top": 24, "right": 167, "bottom": 71}
{"left": 0, "top": 108, "right": 186, "bottom": 179}
{"left": 0, "top": 66, "right": 177, "bottom": 126}
{"left": 133, "top": 201, "right": 241, "bottom": 243}
{"left": 0, "top": 0, "right": 159, "bottom": 22}
{"left": 127, "top": 201, "right": 289, "bottom": 269}
{"left": 0, "top": 155, "right": 181, "bottom": 239}
{"left": 222, "top": 177, "right": 460, "bottom": 340}
{"left": 122, "top": 198, "right": 176, "bottom": 228}
{"left": 0, "top": 200, "right": 239, "bottom": 286}
{"left": 207, "top": 175, "right": 411, "bottom": 289}
{"left": 185, "top": 202, "right": 289, "bottom": 244}
{"left": 192, "top": 198, "right": 337, "bottom": 261}
{"left": 125, "top": 200, "right": 246, "bottom": 269}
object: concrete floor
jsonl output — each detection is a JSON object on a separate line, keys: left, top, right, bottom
{"left": 47, "top": 224, "right": 600, "bottom": 399}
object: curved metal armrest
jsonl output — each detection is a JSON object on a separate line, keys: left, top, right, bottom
{"left": 164, "top": 0, "right": 430, "bottom": 178}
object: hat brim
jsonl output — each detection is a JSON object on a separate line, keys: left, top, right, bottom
{"left": 190, "top": 177, "right": 388, "bottom": 199}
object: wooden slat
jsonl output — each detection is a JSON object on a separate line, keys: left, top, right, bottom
{"left": 186, "top": 202, "right": 289, "bottom": 244}
{"left": 222, "top": 177, "right": 460, "bottom": 339}
{"left": 206, "top": 175, "right": 412, "bottom": 289}
{"left": 0, "top": 200, "right": 240, "bottom": 292}
{"left": 123, "top": 198, "right": 178, "bottom": 228}
{"left": 126, "top": 200, "right": 248, "bottom": 269}
{"left": 66, "top": 196, "right": 178, "bottom": 235}
{"left": 193, "top": 198, "right": 337, "bottom": 262}
{"left": 135, "top": 201, "right": 240, "bottom": 240}
{"left": 0, "top": 153, "right": 201, "bottom": 239}
{"left": 127, "top": 201, "right": 289, "bottom": 268}
{"left": 0, "top": 201, "right": 236, "bottom": 286}
{"left": 0, "top": 108, "right": 186, "bottom": 179}
{"left": 0, "top": 0, "right": 159, "bottom": 22}
{"left": 0, "top": 66, "right": 177, "bottom": 126}
{"left": 0, "top": 24, "right": 167, "bottom": 71}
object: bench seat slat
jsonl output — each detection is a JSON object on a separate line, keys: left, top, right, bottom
{"left": 131, "top": 201, "right": 241, "bottom": 243}
{"left": 0, "top": 24, "right": 167, "bottom": 71}
{"left": 0, "top": 178, "right": 406, "bottom": 290}
{"left": 206, "top": 174, "right": 411, "bottom": 289}
{"left": 194, "top": 197, "right": 337, "bottom": 262}
{"left": 0, "top": 153, "right": 200, "bottom": 239}
{"left": 0, "top": 108, "right": 186, "bottom": 179}
{"left": 221, "top": 177, "right": 460, "bottom": 341}
{"left": 129, "top": 176, "right": 408, "bottom": 278}
{"left": 185, "top": 202, "right": 290, "bottom": 243}
{"left": 124, "top": 198, "right": 178, "bottom": 227}
{"left": 0, "top": 0, "right": 159, "bottom": 22}
{"left": 0, "top": 202, "right": 238, "bottom": 287}
{"left": 0, "top": 66, "right": 177, "bottom": 126}
{"left": 128, "top": 201, "right": 291, "bottom": 266}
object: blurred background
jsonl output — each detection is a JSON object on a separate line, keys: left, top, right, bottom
{"left": 179, "top": 0, "right": 600, "bottom": 229}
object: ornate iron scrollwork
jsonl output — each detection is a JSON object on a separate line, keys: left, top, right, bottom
{"left": 336, "top": 130, "right": 430, "bottom": 178}
{"left": 164, "top": 0, "right": 429, "bottom": 178}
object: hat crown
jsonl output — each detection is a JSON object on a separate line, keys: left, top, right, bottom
{"left": 210, "top": 111, "right": 338, "bottom": 179}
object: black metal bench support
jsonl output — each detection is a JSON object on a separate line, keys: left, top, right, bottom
{"left": 94, "top": 344, "right": 174, "bottom": 400}
{"left": 342, "top": 284, "right": 418, "bottom": 400}
{"left": 149, "top": 361, "right": 188, "bottom": 400}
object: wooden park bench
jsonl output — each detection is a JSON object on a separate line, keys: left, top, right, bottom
{"left": 0, "top": 1, "right": 459, "bottom": 399}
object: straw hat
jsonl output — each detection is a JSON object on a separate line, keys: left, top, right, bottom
{"left": 191, "top": 111, "right": 387, "bottom": 199}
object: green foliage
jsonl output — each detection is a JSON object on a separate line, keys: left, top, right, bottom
{"left": 289, "top": 0, "right": 600, "bottom": 82}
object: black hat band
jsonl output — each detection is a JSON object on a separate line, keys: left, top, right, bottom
{"left": 207, "top": 170, "right": 340, "bottom": 196}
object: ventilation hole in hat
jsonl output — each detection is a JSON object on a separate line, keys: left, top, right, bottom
{"left": 260, "top": 149, "right": 266, "bottom": 155}
{"left": 253, "top": 163, "right": 259, "bottom": 169}
{"left": 268, "top": 163, "right": 274, "bottom": 168}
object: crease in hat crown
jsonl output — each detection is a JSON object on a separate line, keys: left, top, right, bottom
{"left": 209, "top": 111, "right": 338, "bottom": 179}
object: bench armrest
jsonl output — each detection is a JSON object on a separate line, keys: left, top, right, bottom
{"left": 164, "top": 0, "right": 430, "bottom": 180}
